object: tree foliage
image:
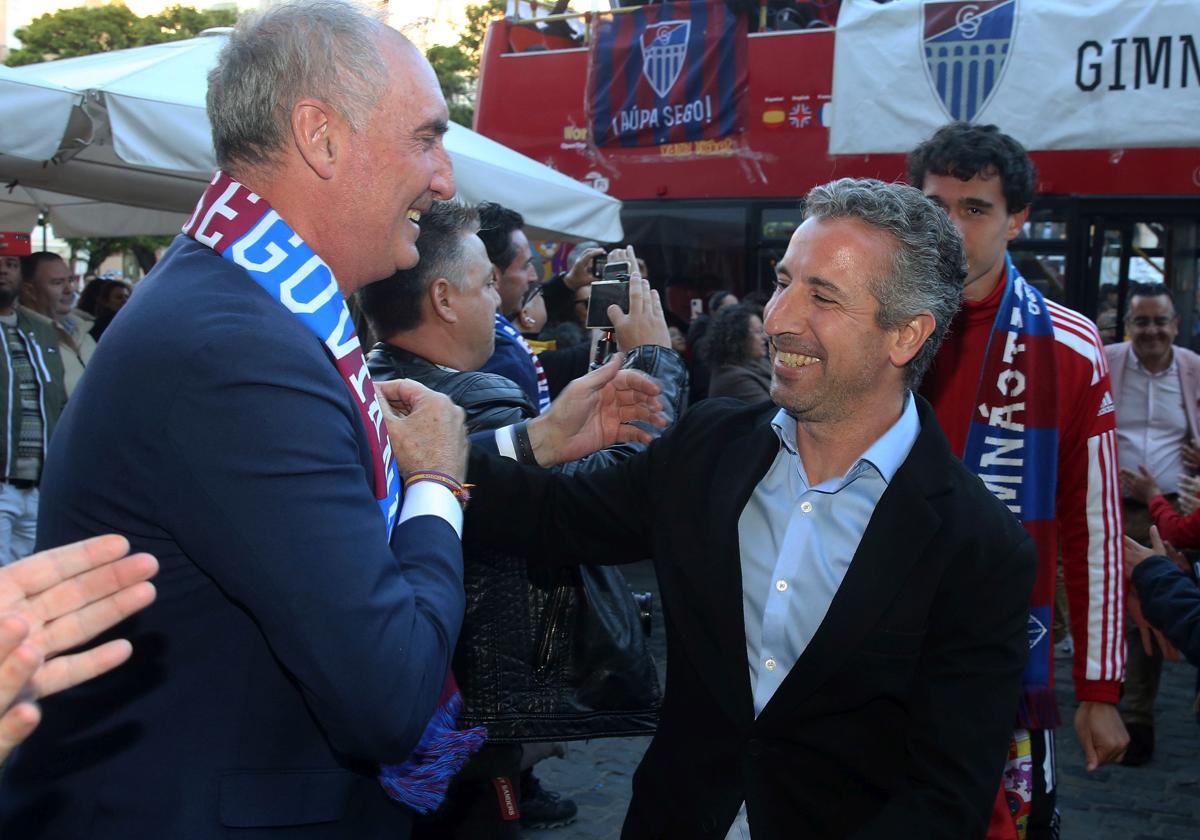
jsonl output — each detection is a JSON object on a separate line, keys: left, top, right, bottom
{"left": 427, "top": 43, "right": 478, "bottom": 127}
{"left": 139, "top": 5, "right": 238, "bottom": 44}
{"left": 64, "top": 238, "right": 124, "bottom": 275}
{"left": 425, "top": 0, "right": 506, "bottom": 127}
{"left": 6, "top": 3, "right": 236, "bottom": 66}
{"left": 459, "top": 0, "right": 507, "bottom": 64}
{"left": 10, "top": 5, "right": 233, "bottom": 274}
{"left": 64, "top": 236, "right": 173, "bottom": 275}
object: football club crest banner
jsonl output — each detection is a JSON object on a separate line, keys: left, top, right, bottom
{"left": 830, "top": 0, "right": 1200, "bottom": 153}
{"left": 587, "top": 1, "right": 748, "bottom": 148}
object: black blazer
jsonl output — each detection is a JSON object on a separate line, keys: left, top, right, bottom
{"left": 465, "top": 396, "right": 1037, "bottom": 839}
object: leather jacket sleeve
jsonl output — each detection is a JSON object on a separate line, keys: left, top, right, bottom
{"left": 367, "top": 341, "right": 687, "bottom": 471}
{"left": 556, "top": 345, "right": 688, "bottom": 477}
{"left": 366, "top": 343, "right": 538, "bottom": 434}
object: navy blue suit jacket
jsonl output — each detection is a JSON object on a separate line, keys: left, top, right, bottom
{"left": 0, "top": 238, "right": 467, "bottom": 838}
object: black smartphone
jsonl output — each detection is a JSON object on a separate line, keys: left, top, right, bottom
{"left": 586, "top": 279, "right": 630, "bottom": 329}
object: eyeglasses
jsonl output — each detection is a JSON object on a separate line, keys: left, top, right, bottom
{"left": 518, "top": 283, "right": 544, "bottom": 310}
{"left": 1129, "top": 316, "right": 1174, "bottom": 328}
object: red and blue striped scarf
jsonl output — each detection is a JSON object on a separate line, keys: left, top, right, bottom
{"left": 961, "top": 256, "right": 1061, "bottom": 730}
{"left": 496, "top": 312, "right": 551, "bottom": 414}
{"left": 184, "top": 172, "right": 485, "bottom": 812}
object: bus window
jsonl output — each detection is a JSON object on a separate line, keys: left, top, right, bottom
{"left": 622, "top": 202, "right": 749, "bottom": 328}
{"left": 1011, "top": 208, "right": 1070, "bottom": 305}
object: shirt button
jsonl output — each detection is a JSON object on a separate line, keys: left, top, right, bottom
{"left": 800, "top": 501, "right": 813, "bottom": 513}
{"left": 764, "top": 658, "right": 777, "bottom": 671}
{"left": 776, "top": 579, "right": 788, "bottom": 592}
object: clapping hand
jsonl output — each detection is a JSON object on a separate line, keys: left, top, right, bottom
{"left": 1181, "top": 438, "right": 1200, "bottom": 472}
{"left": 0, "top": 535, "right": 158, "bottom": 760}
{"left": 1122, "top": 527, "right": 1181, "bottom": 662}
{"left": 1119, "top": 465, "right": 1160, "bottom": 505}
{"left": 1177, "top": 474, "right": 1200, "bottom": 515}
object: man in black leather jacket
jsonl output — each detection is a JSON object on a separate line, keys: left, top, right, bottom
{"left": 359, "top": 202, "right": 688, "bottom": 838}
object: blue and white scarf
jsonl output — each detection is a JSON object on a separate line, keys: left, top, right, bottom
{"left": 183, "top": 171, "right": 485, "bottom": 813}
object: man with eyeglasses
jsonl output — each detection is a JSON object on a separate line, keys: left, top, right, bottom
{"left": 1107, "top": 282, "right": 1200, "bottom": 767}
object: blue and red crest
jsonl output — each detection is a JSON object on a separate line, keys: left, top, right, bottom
{"left": 921, "top": 0, "right": 1017, "bottom": 121}
{"left": 641, "top": 21, "right": 691, "bottom": 98}
{"left": 587, "top": 1, "right": 747, "bottom": 148}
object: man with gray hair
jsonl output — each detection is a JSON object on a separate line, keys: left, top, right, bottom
{"left": 462, "top": 177, "right": 1039, "bottom": 838}
{"left": 0, "top": 2, "right": 664, "bottom": 837}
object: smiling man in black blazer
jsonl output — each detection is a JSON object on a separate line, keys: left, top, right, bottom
{"left": 465, "top": 178, "right": 1038, "bottom": 840}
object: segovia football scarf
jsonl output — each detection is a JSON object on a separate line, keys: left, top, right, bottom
{"left": 495, "top": 312, "right": 551, "bottom": 414}
{"left": 961, "top": 255, "right": 1061, "bottom": 730}
{"left": 183, "top": 171, "right": 485, "bottom": 813}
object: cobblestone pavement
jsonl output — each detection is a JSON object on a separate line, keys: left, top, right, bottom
{"left": 526, "top": 561, "right": 1200, "bottom": 839}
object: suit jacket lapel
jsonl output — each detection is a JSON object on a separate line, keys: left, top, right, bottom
{"left": 1179, "top": 353, "right": 1200, "bottom": 442}
{"left": 1107, "top": 345, "right": 1126, "bottom": 398}
{"left": 695, "top": 407, "right": 780, "bottom": 724}
{"left": 756, "top": 399, "right": 950, "bottom": 726}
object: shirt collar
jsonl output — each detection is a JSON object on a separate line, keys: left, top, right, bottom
{"left": 769, "top": 391, "right": 920, "bottom": 489}
{"left": 1126, "top": 344, "right": 1176, "bottom": 376}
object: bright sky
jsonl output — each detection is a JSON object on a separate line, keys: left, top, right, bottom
{"left": 4, "top": 1, "right": 259, "bottom": 47}
{"left": 4, "top": 0, "right": 618, "bottom": 52}
{"left": 6, "top": 0, "right": 472, "bottom": 50}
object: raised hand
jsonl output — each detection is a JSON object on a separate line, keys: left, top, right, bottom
{"left": 526, "top": 354, "right": 667, "bottom": 467}
{"left": 564, "top": 247, "right": 606, "bottom": 291}
{"left": 611, "top": 260, "right": 670, "bottom": 352}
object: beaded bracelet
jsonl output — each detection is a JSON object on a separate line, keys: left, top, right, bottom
{"left": 403, "top": 470, "right": 474, "bottom": 510}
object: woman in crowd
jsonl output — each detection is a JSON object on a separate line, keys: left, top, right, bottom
{"left": 75, "top": 278, "right": 109, "bottom": 317}
{"left": 702, "top": 303, "right": 770, "bottom": 403}
{"left": 89, "top": 280, "right": 132, "bottom": 342}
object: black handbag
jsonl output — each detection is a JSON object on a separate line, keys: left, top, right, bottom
{"left": 453, "top": 549, "right": 661, "bottom": 743}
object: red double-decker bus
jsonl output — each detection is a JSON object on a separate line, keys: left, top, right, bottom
{"left": 473, "top": 1, "right": 1199, "bottom": 338}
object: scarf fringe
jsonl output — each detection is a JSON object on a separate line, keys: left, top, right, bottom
{"left": 379, "top": 691, "right": 488, "bottom": 814}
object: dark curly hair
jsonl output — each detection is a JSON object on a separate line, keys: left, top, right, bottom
{"left": 476, "top": 201, "right": 525, "bottom": 271}
{"left": 907, "top": 122, "right": 1037, "bottom": 213}
{"left": 701, "top": 304, "right": 762, "bottom": 368}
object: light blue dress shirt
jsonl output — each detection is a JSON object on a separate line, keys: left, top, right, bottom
{"left": 725, "top": 392, "right": 920, "bottom": 840}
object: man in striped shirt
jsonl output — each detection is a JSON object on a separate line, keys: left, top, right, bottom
{"left": 911, "top": 123, "right": 1127, "bottom": 840}
{"left": 0, "top": 255, "right": 66, "bottom": 566}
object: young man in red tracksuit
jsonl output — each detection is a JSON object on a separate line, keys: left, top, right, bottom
{"left": 910, "top": 123, "right": 1128, "bottom": 840}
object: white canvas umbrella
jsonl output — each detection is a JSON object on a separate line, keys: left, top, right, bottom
{"left": 0, "top": 183, "right": 189, "bottom": 238}
{"left": 0, "top": 30, "right": 622, "bottom": 242}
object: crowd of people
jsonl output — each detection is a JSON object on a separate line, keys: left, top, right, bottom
{"left": 0, "top": 2, "right": 1194, "bottom": 840}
